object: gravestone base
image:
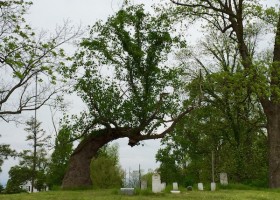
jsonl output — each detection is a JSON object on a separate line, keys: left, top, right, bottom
{"left": 120, "top": 188, "right": 134, "bottom": 195}
{"left": 170, "top": 182, "right": 180, "bottom": 194}
{"left": 171, "top": 190, "right": 181, "bottom": 194}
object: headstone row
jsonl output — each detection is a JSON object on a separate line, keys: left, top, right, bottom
{"left": 150, "top": 172, "right": 228, "bottom": 194}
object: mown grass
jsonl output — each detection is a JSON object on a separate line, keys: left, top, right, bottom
{"left": 1, "top": 188, "right": 280, "bottom": 200}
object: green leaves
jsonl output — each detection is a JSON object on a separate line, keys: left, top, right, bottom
{"left": 70, "top": 2, "right": 186, "bottom": 136}
{"left": 0, "top": 144, "right": 16, "bottom": 173}
{"left": 47, "top": 127, "right": 73, "bottom": 187}
{"left": 90, "top": 144, "right": 123, "bottom": 189}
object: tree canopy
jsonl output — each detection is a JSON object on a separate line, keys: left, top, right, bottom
{"left": 62, "top": 2, "right": 194, "bottom": 188}
{"left": 66, "top": 3, "right": 191, "bottom": 143}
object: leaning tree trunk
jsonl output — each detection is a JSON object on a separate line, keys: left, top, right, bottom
{"left": 61, "top": 107, "right": 193, "bottom": 188}
{"left": 61, "top": 127, "right": 159, "bottom": 188}
{"left": 62, "top": 129, "right": 128, "bottom": 188}
{"left": 262, "top": 101, "right": 280, "bottom": 188}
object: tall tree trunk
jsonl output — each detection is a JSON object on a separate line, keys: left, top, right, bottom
{"left": 61, "top": 142, "right": 95, "bottom": 188}
{"left": 262, "top": 101, "right": 280, "bottom": 188}
{"left": 265, "top": 11, "right": 280, "bottom": 188}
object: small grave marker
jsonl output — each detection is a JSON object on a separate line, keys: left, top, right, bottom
{"left": 171, "top": 182, "right": 181, "bottom": 194}
{"left": 198, "top": 183, "right": 204, "bottom": 191}
{"left": 220, "top": 173, "right": 228, "bottom": 185}
{"left": 211, "top": 182, "right": 216, "bottom": 191}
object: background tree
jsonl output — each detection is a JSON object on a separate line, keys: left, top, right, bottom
{"left": 62, "top": 2, "right": 193, "bottom": 188}
{"left": 22, "top": 117, "right": 50, "bottom": 192}
{"left": 0, "top": 0, "right": 80, "bottom": 123}
{"left": 0, "top": 143, "right": 16, "bottom": 173}
{"left": 169, "top": 0, "right": 280, "bottom": 188}
{"left": 90, "top": 143, "right": 123, "bottom": 189}
{"left": 5, "top": 166, "right": 32, "bottom": 194}
{"left": 156, "top": 145, "right": 186, "bottom": 185}
{"left": 141, "top": 171, "right": 153, "bottom": 189}
{"left": 0, "top": 183, "right": 3, "bottom": 193}
{"left": 1, "top": 134, "right": 17, "bottom": 193}
{"left": 5, "top": 148, "right": 49, "bottom": 193}
{"left": 157, "top": 29, "right": 267, "bottom": 186}
{"left": 47, "top": 127, "right": 73, "bottom": 188}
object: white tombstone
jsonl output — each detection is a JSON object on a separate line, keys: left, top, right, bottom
{"left": 220, "top": 173, "right": 228, "bottom": 185}
{"left": 173, "top": 182, "right": 178, "bottom": 190}
{"left": 211, "top": 182, "right": 216, "bottom": 191}
{"left": 161, "top": 182, "right": 166, "bottom": 191}
{"left": 152, "top": 173, "right": 162, "bottom": 193}
{"left": 170, "top": 182, "right": 181, "bottom": 194}
{"left": 198, "top": 183, "right": 204, "bottom": 191}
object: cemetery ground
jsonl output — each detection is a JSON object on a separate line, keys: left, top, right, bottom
{"left": 1, "top": 187, "right": 280, "bottom": 200}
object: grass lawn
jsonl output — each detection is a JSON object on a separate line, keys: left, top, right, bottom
{"left": 1, "top": 189, "right": 280, "bottom": 200}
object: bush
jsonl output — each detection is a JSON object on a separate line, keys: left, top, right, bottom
{"left": 218, "top": 183, "right": 255, "bottom": 190}
{"left": 141, "top": 172, "right": 153, "bottom": 189}
{"left": 90, "top": 156, "right": 122, "bottom": 189}
{"left": 0, "top": 184, "right": 4, "bottom": 193}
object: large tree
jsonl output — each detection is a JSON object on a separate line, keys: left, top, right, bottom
{"left": 61, "top": 3, "right": 193, "bottom": 188}
{"left": 157, "top": 30, "right": 267, "bottom": 186}
{"left": 170, "top": 0, "right": 280, "bottom": 188}
{"left": 0, "top": 1, "right": 79, "bottom": 122}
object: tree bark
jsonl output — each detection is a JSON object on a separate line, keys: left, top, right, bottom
{"left": 266, "top": 10, "right": 280, "bottom": 188}
{"left": 262, "top": 101, "right": 280, "bottom": 188}
{"left": 62, "top": 129, "right": 127, "bottom": 188}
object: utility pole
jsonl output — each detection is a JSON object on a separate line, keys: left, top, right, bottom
{"left": 139, "top": 164, "right": 141, "bottom": 189}
{"left": 212, "top": 150, "right": 215, "bottom": 182}
{"left": 211, "top": 150, "right": 216, "bottom": 191}
{"left": 31, "top": 73, "right": 38, "bottom": 193}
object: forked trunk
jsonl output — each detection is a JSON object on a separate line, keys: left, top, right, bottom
{"left": 262, "top": 101, "right": 280, "bottom": 188}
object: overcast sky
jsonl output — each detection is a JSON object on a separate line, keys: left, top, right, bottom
{"left": 0, "top": 0, "right": 278, "bottom": 186}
